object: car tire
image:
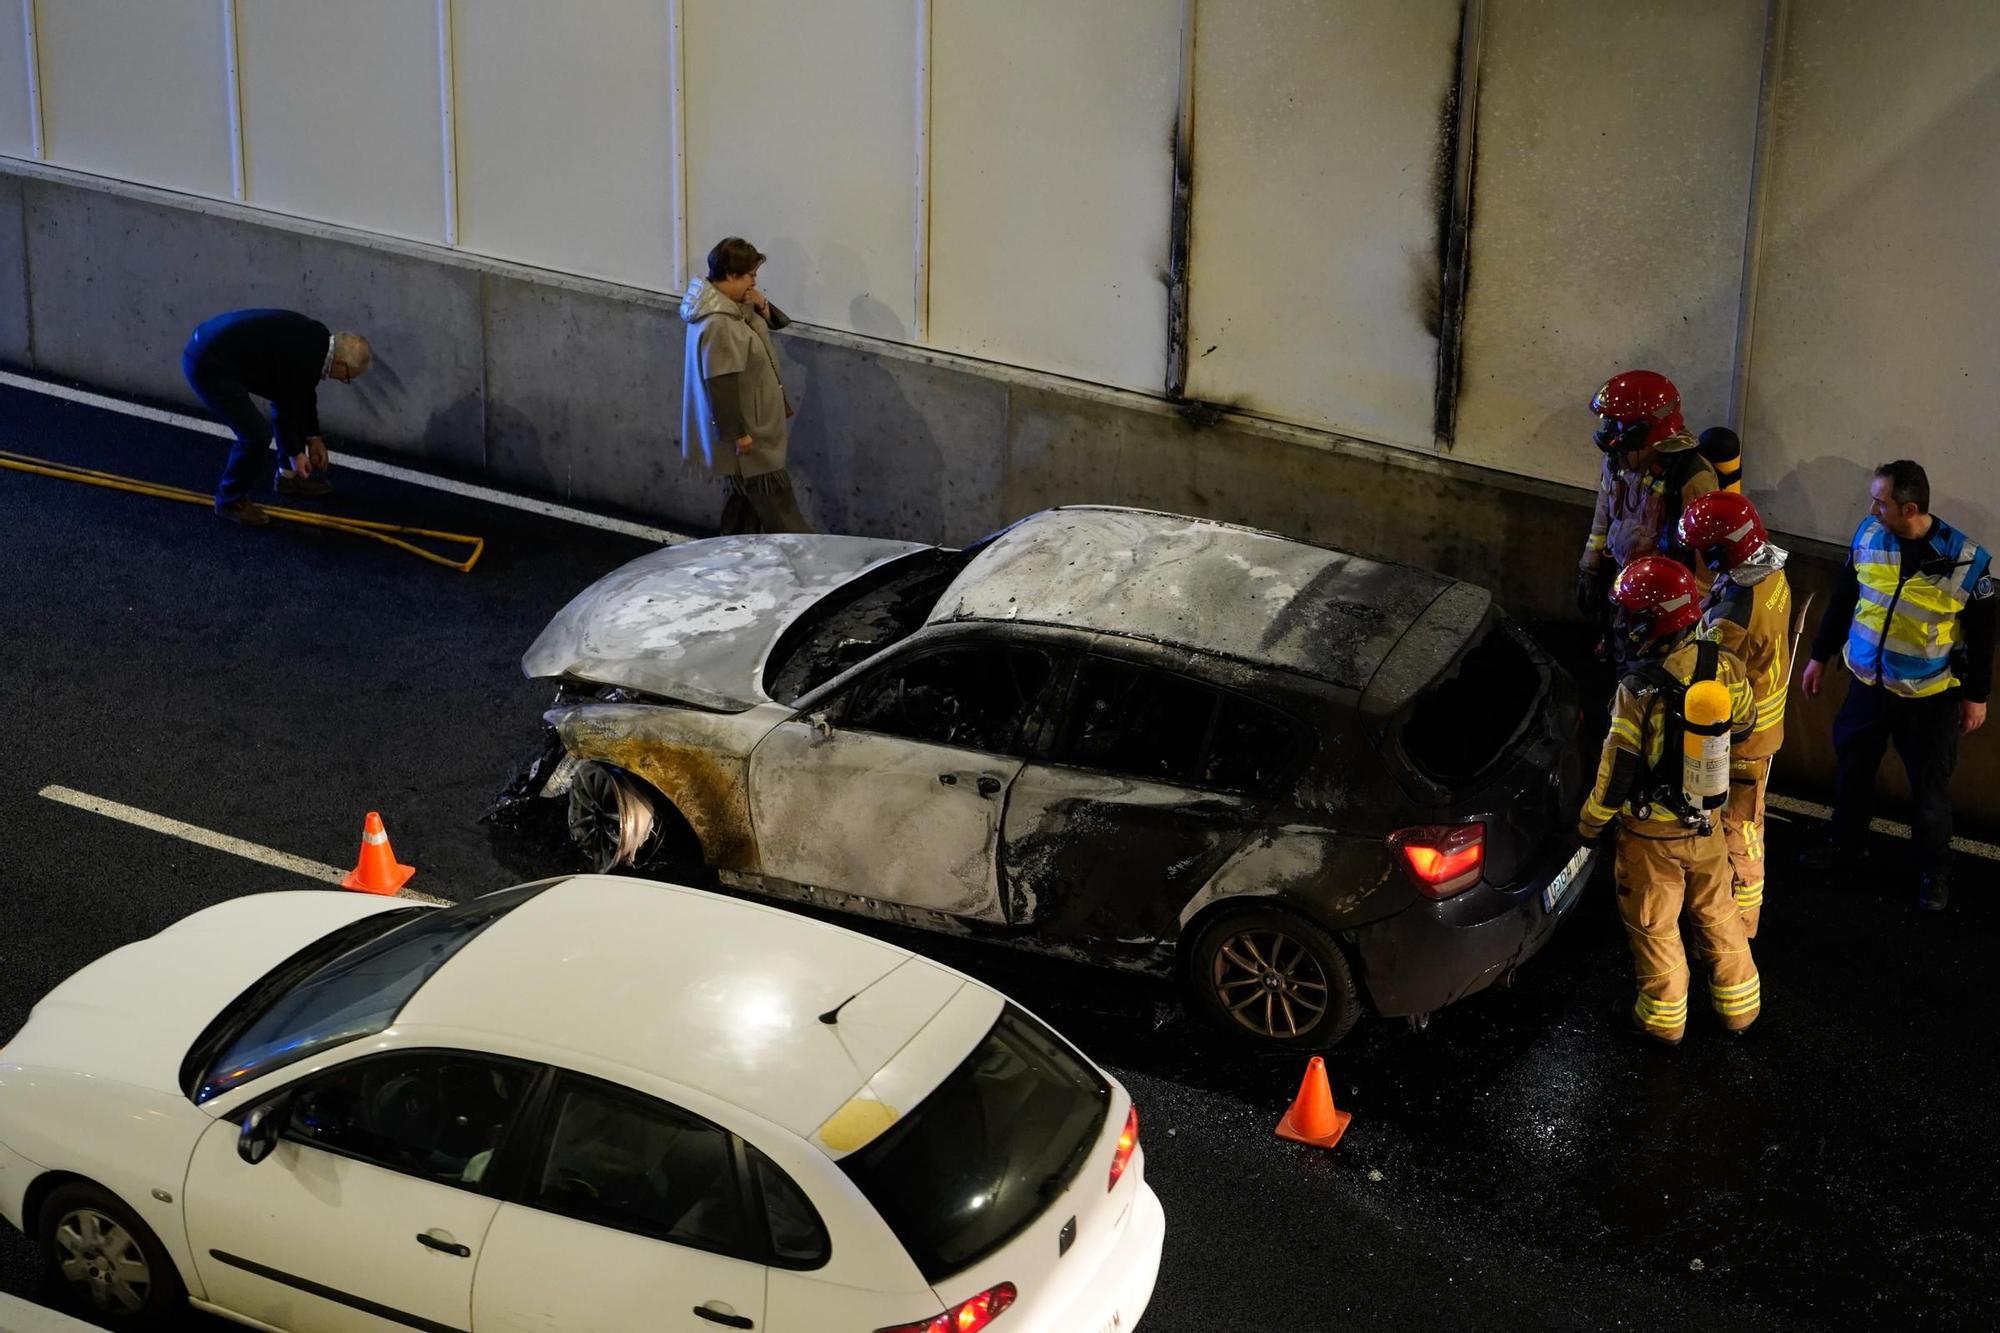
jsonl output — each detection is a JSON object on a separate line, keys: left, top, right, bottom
{"left": 1189, "top": 906, "right": 1362, "bottom": 1049}
{"left": 37, "top": 1181, "right": 187, "bottom": 1328}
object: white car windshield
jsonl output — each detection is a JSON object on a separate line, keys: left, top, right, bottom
{"left": 188, "top": 885, "right": 549, "bottom": 1104}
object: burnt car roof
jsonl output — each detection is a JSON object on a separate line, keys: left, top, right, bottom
{"left": 928, "top": 506, "right": 1459, "bottom": 690}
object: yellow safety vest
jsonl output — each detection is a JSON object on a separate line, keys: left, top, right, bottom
{"left": 1845, "top": 516, "right": 1992, "bottom": 698}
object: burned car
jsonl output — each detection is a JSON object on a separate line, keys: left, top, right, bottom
{"left": 514, "top": 506, "right": 1594, "bottom": 1048}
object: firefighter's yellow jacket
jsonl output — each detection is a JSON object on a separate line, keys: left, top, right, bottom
{"left": 1578, "top": 636, "right": 1755, "bottom": 840}
{"left": 1580, "top": 432, "right": 1719, "bottom": 589}
{"left": 1698, "top": 553, "right": 1792, "bottom": 761}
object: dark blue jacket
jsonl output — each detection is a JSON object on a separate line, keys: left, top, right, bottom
{"left": 184, "top": 309, "right": 330, "bottom": 455}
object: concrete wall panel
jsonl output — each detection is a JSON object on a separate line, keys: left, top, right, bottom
{"left": 1742, "top": 0, "right": 2000, "bottom": 547}
{"left": 0, "top": 172, "right": 26, "bottom": 363}
{"left": 295, "top": 234, "right": 483, "bottom": 472}
{"left": 451, "top": 0, "right": 674, "bottom": 292}
{"left": 1183, "top": 0, "right": 1461, "bottom": 448}
{"left": 927, "top": 0, "right": 1180, "bottom": 394}
{"left": 236, "top": 0, "right": 447, "bottom": 243}
{"left": 35, "top": 0, "right": 233, "bottom": 198}
{"left": 482, "top": 277, "right": 695, "bottom": 523}
{"left": 683, "top": 0, "right": 918, "bottom": 340}
{"left": 1451, "top": 0, "right": 1765, "bottom": 493}
{"left": 0, "top": 2, "right": 32, "bottom": 159}
{"left": 24, "top": 184, "right": 304, "bottom": 403}
{"left": 780, "top": 336, "right": 1009, "bottom": 543}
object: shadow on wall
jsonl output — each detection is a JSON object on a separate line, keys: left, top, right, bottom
{"left": 778, "top": 336, "right": 947, "bottom": 541}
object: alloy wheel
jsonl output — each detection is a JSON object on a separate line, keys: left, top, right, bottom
{"left": 1210, "top": 928, "right": 1330, "bottom": 1040}
{"left": 53, "top": 1207, "right": 151, "bottom": 1313}
{"left": 568, "top": 763, "right": 655, "bottom": 871}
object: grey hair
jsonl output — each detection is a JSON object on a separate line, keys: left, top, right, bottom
{"left": 332, "top": 331, "right": 373, "bottom": 375}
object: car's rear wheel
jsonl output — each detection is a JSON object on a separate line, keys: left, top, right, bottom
{"left": 1190, "top": 906, "right": 1361, "bottom": 1049}
{"left": 38, "top": 1182, "right": 186, "bottom": 1328}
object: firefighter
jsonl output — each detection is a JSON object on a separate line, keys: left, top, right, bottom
{"left": 1578, "top": 556, "right": 1759, "bottom": 1044}
{"left": 1800, "top": 460, "right": 1993, "bottom": 910}
{"left": 1577, "top": 371, "right": 1720, "bottom": 671}
{"left": 1678, "top": 491, "right": 1792, "bottom": 937}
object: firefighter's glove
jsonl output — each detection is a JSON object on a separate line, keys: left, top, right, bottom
{"left": 1577, "top": 568, "right": 1606, "bottom": 617}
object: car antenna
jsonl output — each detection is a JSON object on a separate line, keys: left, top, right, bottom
{"left": 818, "top": 990, "right": 863, "bottom": 1025}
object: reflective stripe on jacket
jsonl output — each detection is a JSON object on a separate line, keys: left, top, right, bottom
{"left": 1700, "top": 563, "right": 1791, "bottom": 759}
{"left": 1844, "top": 516, "right": 1993, "bottom": 698}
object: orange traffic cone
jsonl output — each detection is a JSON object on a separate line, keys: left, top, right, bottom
{"left": 341, "top": 811, "right": 415, "bottom": 895}
{"left": 1275, "top": 1055, "right": 1351, "bottom": 1149}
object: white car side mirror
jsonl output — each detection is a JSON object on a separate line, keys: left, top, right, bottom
{"left": 237, "top": 1096, "right": 287, "bottom": 1165}
{"left": 809, "top": 712, "right": 834, "bottom": 741}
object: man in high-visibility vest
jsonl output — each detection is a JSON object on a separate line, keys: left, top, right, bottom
{"left": 1802, "top": 460, "right": 1994, "bottom": 911}
{"left": 1579, "top": 557, "right": 1759, "bottom": 1044}
{"left": 1679, "top": 491, "right": 1792, "bottom": 937}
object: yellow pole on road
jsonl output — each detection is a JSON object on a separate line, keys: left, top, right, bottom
{"left": 0, "top": 448, "right": 486, "bottom": 572}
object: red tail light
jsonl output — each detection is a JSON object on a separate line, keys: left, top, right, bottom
{"left": 1108, "top": 1104, "right": 1139, "bottom": 1190}
{"left": 874, "top": 1283, "right": 1017, "bottom": 1333}
{"left": 1390, "top": 823, "right": 1485, "bottom": 897}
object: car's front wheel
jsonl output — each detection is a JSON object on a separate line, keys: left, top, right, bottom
{"left": 38, "top": 1181, "right": 187, "bottom": 1327}
{"left": 1190, "top": 906, "right": 1362, "bottom": 1048}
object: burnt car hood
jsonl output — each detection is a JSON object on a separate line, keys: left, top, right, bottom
{"left": 523, "top": 534, "right": 929, "bottom": 710}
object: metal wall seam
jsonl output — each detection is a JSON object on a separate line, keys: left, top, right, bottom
{"left": 437, "top": 0, "right": 459, "bottom": 246}
{"left": 1728, "top": 0, "right": 1789, "bottom": 431}
{"left": 912, "top": 0, "right": 932, "bottom": 343}
{"left": 221, "top": 0, "right": 245, "bottom": 200}
{"left": 20, "top": 0, "right": 42, "bottom": 159}
{"left": 1431, "top": 0, "right": 1484, "bottom": 451}
{"left": 667, "top": 0, "right": 686, "bottom": 292}
{"left": 1165, "top": 0, "right": 1195, "bottom": 398}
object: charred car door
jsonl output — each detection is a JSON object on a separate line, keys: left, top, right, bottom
{"left": 999, "top": 651, "right": 1305, "bottom": 944}
{"left": 746, "top": 641, "right": 1060, "bottom": 923}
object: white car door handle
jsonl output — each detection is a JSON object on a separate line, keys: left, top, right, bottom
{"left": 693, "top": 1304, "right": 753, "bottom": 1329}
{"left": 415, "top": 1231, "right": 471, "bottom": 1258}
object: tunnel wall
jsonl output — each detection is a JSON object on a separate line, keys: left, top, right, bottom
{"left": 0, "top": 164, "right": 1990, "bottom": 839}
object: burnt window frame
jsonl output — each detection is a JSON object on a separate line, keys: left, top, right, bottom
{"left": 1041, "top": 649, "right": 1311, "bottom": 796}
{"left": 806, "top": 630, "right": 1075, "bottom": 761}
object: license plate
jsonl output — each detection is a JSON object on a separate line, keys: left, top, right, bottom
{"left": 1542, "top": 845, "right": 1591, "bottom": 913}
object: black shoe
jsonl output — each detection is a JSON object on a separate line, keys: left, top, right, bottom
{"left": 215, "top": 498, "right": 270, "bottom": 527}
{"left": 275, "top": 470, "right": 333, "bottom": 497}
{"left": 1916, "top": 872, "right": 1951, "bottom": 912}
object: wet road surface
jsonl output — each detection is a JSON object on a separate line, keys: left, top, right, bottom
{"left": 1, "top": 381, "right": 1995, "bottom": 1331}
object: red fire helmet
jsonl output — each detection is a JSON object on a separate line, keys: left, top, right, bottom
{"left": 1677, "top": 490, "right": 1768, "bottom": 573}
{"left": 1611, "top": 556, "right": 1703, "bottom": 642}
{"left": 1590, "top": 370, "right": 1685, "bottom": 451}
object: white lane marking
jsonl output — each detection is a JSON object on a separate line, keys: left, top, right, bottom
{"left": 1766, "top": 792, "right": 2000, "bottom": 862}
{"left": 36, "top": 785, "right": 452, "bottom": 903}
{"left": 0, "top": 369, "right": 695, "bottom": 546}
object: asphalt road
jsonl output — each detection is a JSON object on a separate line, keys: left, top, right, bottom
{"left": 2, "top": 380, "right": 1995, "bottom": 1332}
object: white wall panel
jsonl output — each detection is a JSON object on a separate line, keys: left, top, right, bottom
{"left": 1451, "top": 1, "right": 1764, "bottom": 492}
{"left": 1743, "top": 0, "right": 2000, "bottom": 547}
{"left": 1184, "top": 0, "right": 1460, "bottom": 448}
{"left": 35, "top": 0, "right": 232, "bottom": 196}
{"left": 684, "top": 0, "right": 917, "bottom": 339}
{"left": 235, "top": 1, "right": 445, "bottom": 243}
{"left": 451, "top": 0, "right": 674, "bottom": 291}
{"left": 0, "top": 3, "right": 32, "bottom": 159}
{"left": 927, "top": 0, "right": 1179, "bottom": 393}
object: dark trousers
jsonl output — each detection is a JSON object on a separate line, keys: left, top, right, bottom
{"left": 184, "top": 347, "right": 278, "bottom": 506}
{"left": 1831, "top": 679, "right": 1961, "bottom": 878}
{"left": 718, "top": 469, "right": 811, "bottom": 535}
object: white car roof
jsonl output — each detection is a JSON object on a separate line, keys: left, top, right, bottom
{"left": 396, "top": 876, "right": 996, "bottom": 1147}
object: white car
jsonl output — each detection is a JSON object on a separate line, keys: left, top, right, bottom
{"left": 0, "top": 875, "right": 1163, "bottom": 1332}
